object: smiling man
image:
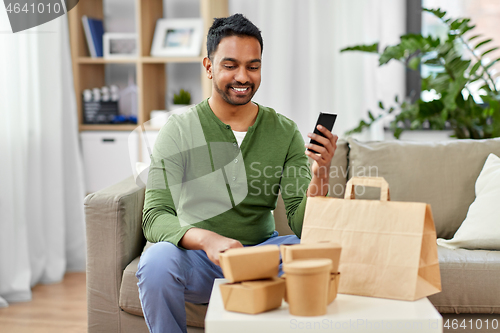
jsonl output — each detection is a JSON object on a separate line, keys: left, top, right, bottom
{"left": 136, "top": 14, "right": 338, "bottom": 333}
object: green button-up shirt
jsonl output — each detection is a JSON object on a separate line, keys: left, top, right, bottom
{"left": 142, "top": 99, "right": 311, "bottom": 247}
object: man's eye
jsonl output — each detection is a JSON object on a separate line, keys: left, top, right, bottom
{"left": 249, "top": 67, "right": 260, "bottom": 70}
{"left": 224, "top": 65, "right": 236, "bottom": 69}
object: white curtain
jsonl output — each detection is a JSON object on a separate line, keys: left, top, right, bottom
{"left": 0, "top": 10, "right": 86, "bottom": 307}
{"left": 230, "top": 0, "right": 406, "bottom": 141}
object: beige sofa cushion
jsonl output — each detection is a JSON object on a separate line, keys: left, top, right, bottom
{"left": 429, "top": 246, "right": 500, "bottom": 314}
{"left": 347, "top": 138, "right": 500, "bottom": 239}
{"left": 119, "top": 255, "right": 208, "bottom": 328}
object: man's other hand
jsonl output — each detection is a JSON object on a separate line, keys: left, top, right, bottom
{"left": 179, "top": 228, "right": 243, "bottom": 266}
{"left": 202, "top": 232, "right": 243, "bottom": 266}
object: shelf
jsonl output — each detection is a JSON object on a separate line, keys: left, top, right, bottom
{"left": 80, "top": 124, "right": 139, "bottom": 131}
{"left": 78, "top": 57, "right": 138, "bottom": 64}
{"left": 69, "top": 0, "right": 228, "bottom": 137}
{"left": 77, "top": 57, "right": 205, "bottom": 64}
{"left": 141, "top": 56, "right": 205, "bottom": 63}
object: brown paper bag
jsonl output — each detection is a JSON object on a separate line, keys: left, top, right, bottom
{"left": 301, "top": 177, "right": 441, "bottom": 301}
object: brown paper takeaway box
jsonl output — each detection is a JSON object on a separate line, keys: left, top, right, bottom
{"left": 219, "top": 245, "right": 280, "bottom": 283}
{"left": 219, "top": 278, "right": 286, "bottom": 314}
{"left": 283, "top": 259, "right": 332, "bottom": 316}
{"left": 328, "top": 272, "right": 341, "bottom": 304}
{"left": 282, "top": 271, "right": 341, "bottom": 304}
{"left": 280, "top": 242, "right": 342, "bottom": 273}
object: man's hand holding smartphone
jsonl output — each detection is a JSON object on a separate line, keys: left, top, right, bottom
{"left": 305, "top": 113, "right": 338, "bottom": 180}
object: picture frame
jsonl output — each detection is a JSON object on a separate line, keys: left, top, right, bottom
{"left": 103, "top": 33, "right": 137, "bottom": 59}
{"left": 150, "top": 19, "right": 204, "bottom": 57}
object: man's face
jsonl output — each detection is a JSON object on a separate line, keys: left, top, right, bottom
{"left": 208, "top": 35, "right": 262, "bottom": 106}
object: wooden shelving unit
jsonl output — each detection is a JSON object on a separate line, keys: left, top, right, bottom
{"left": 68, "top": 0, "right": 228, "bottom": 132}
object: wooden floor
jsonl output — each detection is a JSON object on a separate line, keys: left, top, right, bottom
{"left": 0, "top": 272, "right": 87, "bottom": 333}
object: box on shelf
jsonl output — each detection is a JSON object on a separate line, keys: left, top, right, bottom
{"left": 280, "top": 242, "right": 342, "bottom": 273}
{"left": 83, "top": 101, "right": 119, "bottom": 124}
{"left": 219, "top": 277, "right": 285, "bottom": 315}
{"left": 219, "top": 245, "right": 280, "bottom": 283}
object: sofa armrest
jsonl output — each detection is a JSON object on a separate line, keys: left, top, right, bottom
{"left": 274, "top": 192, "right": 294, "bottom": 236}
{"left": 84, "top": 176, "right": 146, "bottom": 332}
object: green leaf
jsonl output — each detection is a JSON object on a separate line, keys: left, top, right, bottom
{"left": 429, "top": 73, "right": 452, "bottom": 93}
{"left": 410, "top": 120, "right": 421, "bottom": 129}
{"left": 423, "top": 58, "right": 442, "bottom": 66}
{"left": 395, "top": 95, "right": 399, "bottom": 103}
{"left": 378, "top": 101, "right": 385, "bottom": 110}
{"left": 469, "top": 61, "right": 482, "bottom": 76}
{"left": 341, "top": 43, "right": 379, "bottom": 53}
{"left": 423, "top": 7, "right": 447, "bottom": 19}
{"left": 399, "top": 34, "right": 434, "bottom": 54}
{"left": 475, "top": 39, "right": 493, "bottom": 49}
{"left": 441, "top": 109, "right": 449, "bottom": 121}
{"left": 393, "top": 127, "right": 404, "bottom": 139}
{"left": 486, "top": 57, "right": 500, "bottom": 69}
{"left": 368, "top": 111, "right": 375, "bottom": 121}
{"left": 418, "top": 100, "right": 445, "bottom": 117}
{"left": 482, "top": 95, "right": 500, "bottom": 110}
{"left": 479, "top": 83, "right": 493, "bottom": 93}
{"left": 424, "top": 35, "right": 442, "bottom": 48}
{"left": 449, "top": 19, "right": 462, "bottom": 31}
{"left": 482, "top": 107, "right": 494, "bottom": 117}
{"left": 482, "top": 47, "right": 499, "bottom": 57}
{"left": 459, "top": 22, "right": 475, "bottom": 35}
{"left": 468, "top": 34, "right": 482, "bottom": 41}
{"left": 408, "top": 56, "right": 421, "bottom": 70}
{"left": 379, "top": 45, "right": 405, "bottom": 65}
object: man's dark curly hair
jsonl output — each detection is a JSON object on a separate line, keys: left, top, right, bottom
{"left": 207, "top": 13, "right": 263, "bottom": 60}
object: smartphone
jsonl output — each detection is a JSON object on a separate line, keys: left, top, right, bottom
{"left": 307, "top": 113, "right": 337, "bottom": 154}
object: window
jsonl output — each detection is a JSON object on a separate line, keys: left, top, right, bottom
{"left": 407, "top": 0, "right": 500, "bottom": 103}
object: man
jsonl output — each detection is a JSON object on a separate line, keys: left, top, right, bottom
{"left": 136, "top": 13, "right": 338, "bottom": 333}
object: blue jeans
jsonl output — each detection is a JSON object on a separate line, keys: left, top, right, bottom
{"left": 136, "top": 231, "right": 300, "bottom": 333}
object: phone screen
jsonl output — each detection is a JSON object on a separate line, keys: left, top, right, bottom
{"left": 308, "top": 113, "right": 337, "bottom": 154}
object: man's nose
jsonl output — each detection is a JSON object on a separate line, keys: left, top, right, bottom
{"left": 234, "top": 67, "right": 250, "bottom": 84}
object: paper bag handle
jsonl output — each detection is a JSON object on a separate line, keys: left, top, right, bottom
{"left": 344, "top": 177, "right": 390, "bottom": 201}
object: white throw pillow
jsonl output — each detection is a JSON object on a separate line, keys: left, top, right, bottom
{"left": 437, "top": 153, "right": 500, "bottom": 250}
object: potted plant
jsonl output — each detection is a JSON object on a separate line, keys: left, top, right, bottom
{"left": 341, "top": 7, "right": 500, "bottom": 139}
{"left": 169, "top": 88, "right": 191, "bottom": 110}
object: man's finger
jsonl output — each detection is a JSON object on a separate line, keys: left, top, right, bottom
{"left": 317, "top": 125, "right": 335, "bottom": 140}
{"left": 307, "top": 134, "right": 333, "bottom": 155}
{"left": 309, "top": 133, "right": 330, "bottom": 147}
{"left": 305, "top": 149, "right": 323, "bottom": 162}
{"left": 305, "top": 143, "right": 328, "bottom": 156}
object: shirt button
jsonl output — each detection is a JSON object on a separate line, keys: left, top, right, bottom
{"left": 232, "top": 177, "right": 236, "bottom": 181}
{"left": 226, "top": 125, "right": 230, "bottom": 129}
{"left": 234, "top": 159, "right": 238, "bottom": 163}
{"left": 233, "top": 142, "right": 237, "bottom": 147}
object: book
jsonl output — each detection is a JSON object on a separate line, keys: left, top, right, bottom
{"left": 82, "top": 16, "right": 104, "bottom": 57}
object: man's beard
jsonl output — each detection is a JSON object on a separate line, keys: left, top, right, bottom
{"left": 213, "top": 81, "right": 256, "bottom": 106}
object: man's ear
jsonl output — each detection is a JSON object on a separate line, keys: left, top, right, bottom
{"left": 203, "top": 57, "right": 213, "bottom": 79}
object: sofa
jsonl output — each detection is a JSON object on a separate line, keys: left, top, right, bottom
{"left": 84, "top": 137, "right": 500, "bottom": 333}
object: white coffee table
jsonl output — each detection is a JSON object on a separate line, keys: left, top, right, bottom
{"left": 205, "top": 279, "right": 442, "bottom": 332}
